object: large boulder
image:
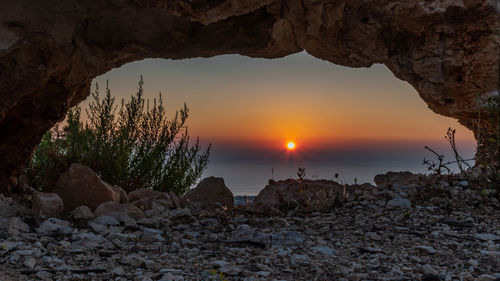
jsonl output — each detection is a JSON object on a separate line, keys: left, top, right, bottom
{"left": 31, "top": 190, "right": 63, "bottom": 220}
{"left": 52, "top": 163, "right": 120, "bottom": 212}
{"left": 251, "top": 179, "right": 343, "bottom": 214}
{"left": 185, "top": 177, "right": 234, "bottom": 209}
{"left": 373, "top": 171, "right": 422, "bottom": 187}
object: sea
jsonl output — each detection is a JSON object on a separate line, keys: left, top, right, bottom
{"left": 204, "top": 160, "right": 471, "bottom": 196}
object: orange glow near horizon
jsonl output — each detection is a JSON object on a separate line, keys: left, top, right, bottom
{"left": 89, "top": 53, "right": 476, "bottom": 153}
{"left": 287, "top": 142, "right": 296, "bottom": 150}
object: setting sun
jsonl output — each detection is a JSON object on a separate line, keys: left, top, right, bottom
{"left": 287, "top": 142, "right": 296, "bottom": 150}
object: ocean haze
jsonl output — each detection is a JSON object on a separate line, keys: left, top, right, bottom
{"left": 90, "top": 52, "right": 476, "bottom": 195}
{"left": 204, "top": 138, "right": 475, "bottom": 195}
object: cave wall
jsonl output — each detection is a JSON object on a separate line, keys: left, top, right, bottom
{"left": 0, "top": 0, "right": 499, "bottom": 193}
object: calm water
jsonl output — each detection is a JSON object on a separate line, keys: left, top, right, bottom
{"left": 204, "top": 163, "right": 431, "bottom": 196}
{"left": 203, "top": 140, "right": 476, "bottom": 196}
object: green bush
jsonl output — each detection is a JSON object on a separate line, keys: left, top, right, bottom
{"left": 23, "top": 76, "right": 211, "bottom": 194}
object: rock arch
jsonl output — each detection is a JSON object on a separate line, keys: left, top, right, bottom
{"left": 0, "top": 0, "right": 499, "bottom": 193}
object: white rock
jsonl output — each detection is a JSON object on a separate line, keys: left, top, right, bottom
{"left": 23, "top": 257, "right": 36, "bottom": 269}
{"left": 211, "top": 260, "right": 229, "bottom": 267}
{"left": 458, "top": 180, "right": 469, "bottom": 187}
{"left": 169, "top": 208, "right": 191, "bottom": 219}
{"left": 257, "top": 271, "right": 271, "bottom": 277}
{"left": 312, "top": 246, "right": 336, "bottom": 257}
{"left": 37, "top": 218, "right": 73, "bottom": 235}
{"left": 416, "top": 245, "right": 436, "bottom": 254}
{"left": 477, "top": 274, "right": 496, "bottom": 281}
{"left": 290, "top": 254, "right": 310, "bottom": 266}
{"left": 475, "top": 233, "right": 500, "bottom": 242}
{"left": 91, "top": 215, "right": 120, "bottom": 226}
{"left": 160, "top": 273, "right": 184, "bottom": 281}
{"left": 219, "top": 265, "right": 242, "bottom": 276}
{"left": 423, "top": 264, "right": 439, "bottom": 275}
{"left": 386, "top": 197, "right": 411, "bottom": 209}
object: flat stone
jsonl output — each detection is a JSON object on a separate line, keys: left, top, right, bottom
{"left": 111, "top": 266, "right": 126, "bottom": 276}
{"left": 312, "top": 246, "right": 335, "bottom": 257}
{"left": 416, "top": 245, "right": 437, "bottom": 254}
{"left": 475, "top": 233, "right": 500, "bottom": 242}
{"left": 386, "top": 197, "right": 411, "bottom": 209}
{"left": 219, "top": 265, "right": 242, "bottom": 276}
{"left": 91, "top": 215, "right": 120, "bottom": 226}
{"left": 169, "top": 208, "right": 191, "bottom": 219}
{"left": 458, "top": 180, "right": 469, "bottom": 187}
{"left": 290, "top": 254, "right": 309, "bottom": 266}
{"left": 94, "top": 201, "right": 145, "bottom": 220}
{"left": 37, "top": 218, "right": 73, "bottom": 235}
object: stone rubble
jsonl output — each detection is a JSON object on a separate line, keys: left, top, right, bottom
{"left": 0, "top": 172, "right": 499, "bottom": 280}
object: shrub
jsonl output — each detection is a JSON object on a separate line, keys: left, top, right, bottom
{"left": 23, "top": 76, "right": 211, "bottom": 194}
{"left": 475, "top": 93, "right": 500, "bottom": 194}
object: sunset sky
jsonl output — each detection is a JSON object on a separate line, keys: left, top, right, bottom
{"left": 90, "top": 52, "right": 476, "bottom": 194}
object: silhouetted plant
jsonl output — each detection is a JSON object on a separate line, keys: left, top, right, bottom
{"left": 297, "top": 167, "right": 306, "bottom": 181}
{"left": 24, "top": 77, "right": 211, "bottom": 194}
{"left": 423, "top": 128, "right": 474, "bottom": 181}
{"left": 475, "top": 93, "right": 500, "bottom": 193}
{"left": 423, "top": 145, "right": 452, "bottom": 177}
{"left": 471, "top": 59, "right": 500, "bottom": 195}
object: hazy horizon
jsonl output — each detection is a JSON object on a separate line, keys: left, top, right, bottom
{"left": 89, "top": 52, "right": 476, "bottom": 195}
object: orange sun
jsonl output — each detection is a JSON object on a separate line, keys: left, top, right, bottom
{"left": 287, "top": 142, "right": 296, "bottom": 150}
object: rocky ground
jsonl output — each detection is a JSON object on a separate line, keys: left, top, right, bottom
{"left": 1, "top": 172, "right": 500, "bottom": 281}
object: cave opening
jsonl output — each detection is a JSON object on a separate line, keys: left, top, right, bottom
{"left": 80, "top": 52, "right": 475, "bottom": 195}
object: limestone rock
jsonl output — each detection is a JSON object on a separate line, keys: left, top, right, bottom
{"left": 374, "top": 171, "right": 420, "bottom": 187}
{"left": 0, "top": 0, "right": 499, "bottom": 193}
{"left": 128, "top": 189, "right": 171, "bottom": 211}
{"left": 91, "top": 215, "right": 120, "bottom": 226}
{"left": 185, "top": 177, "right": 234, "bottom": 209}
{"left": 7, "top": 217, "right": 29, "bottom": 235}
{"left": 110, "top": 186, "right": 128, "bottom": 204}
{"left": 474, "top": 233, "right": 500, "bottom": 242}
{"left": 32, "top": 190, "right": 63, "bottom": 220}
{"left": 251, "top": 179, "right": 343, "bottom": 213}
{"left": 0, "top": 200, "right": 15, "bottom": 218}
{"left": 52, "top": 164, "right": 120, "bottom": 211}
{"left": 37, "top": 218, "right": 73, "bottom": 235}
{"left": 94, "top": 201, "right": 145, "bottom": 220}
{"left": 312, "top": 246, "right": 336, "bottom": 257}
{"left": 169, "top": 208, "right": 192, "bottom": 219}
{"left": 128, "top": 189, "right": 163, "bottom": 203}
{"left": 71, "top": 206, "right": 95, "bottom": 221}
{"left": 386, "top": 197, "right": 412, "bottom": 209}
